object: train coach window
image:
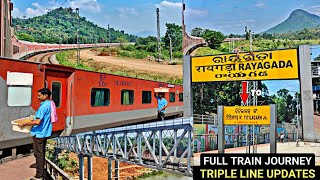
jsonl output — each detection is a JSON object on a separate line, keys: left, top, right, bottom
{"left": 8, "top": 87, "right": 32, "bottom": 106}
{"left": 179, "top": 93, "right": 183, "bottom": 102}
{"left": 91, "top": 88, "right": 110, "bottom": 106}
{"left": 121, "top": 89, "right": 134, "bottom": 105}
{"left": 142, "top": 91, "right": 151, "bottom": 104}
{"left": 170, "top": 92, "right": 175, "bottom": 102}
{"left": 52, "top": 82, "right": 61, "bottom": 108}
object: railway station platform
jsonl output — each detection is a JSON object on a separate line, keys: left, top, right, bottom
{"left": 0, "top": 155, "right": 36, "bottom": 180}
{"left": 194, "top": 142, "right": 320, "bottom": 166}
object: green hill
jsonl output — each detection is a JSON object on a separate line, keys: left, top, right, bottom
{"left": 265, "top": 9, "right": 320, "bottom": 34}
{"left": 12, "top": 7, "right": 137, "bottom": 44}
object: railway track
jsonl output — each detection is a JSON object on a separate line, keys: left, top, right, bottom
{"left": 27, "top": 51, "right": 56, "bottom": 63}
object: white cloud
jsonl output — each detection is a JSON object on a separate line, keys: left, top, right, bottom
{"left": 185, "top": 8, "right": 208, "bottom": 17}
{"left": 159, "top": 1, "right": 182, "bottom": 8}
{"left": 12, "top": 7, "right": 24, "bottom": 18}
{"left": 116, "top": 7, "right": 138, "bottom": 18}
{"left": 157, "top": 1, "right": 208, "bottom": 17}
{"left": 309, "top": 5, "right": 320, "bottom": 15}
{"left": 69, "top": 0, "right": 102, "bottom": 13}
{"left": 25, "top": 3, "right": 48, "bottom": 18}
{"left": 255, "top": 2, "right": 265, "bottom": 7}
{"left": 244, "top": 19, "right": 255, "bottom": 23}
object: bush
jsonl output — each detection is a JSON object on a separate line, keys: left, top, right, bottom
{"left": 132, "top": 51, "right": 148, "bottom": 59}
{"left": 100, "top": 47, "right": 111, "bottom": 53}
{"left": 118, "top": 50, "right": 131, "bottom": 57}
{"left": 110, "top": 47, "right": 120, "bottom": 53}
{"left": 173, "top": 51, "right": 183, "bottom": 58}
{"left": 120, "top": 44, "right": 135, "bottom": 51}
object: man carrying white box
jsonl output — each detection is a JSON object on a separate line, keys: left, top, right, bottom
{"left": 18, "top": 88, "right": 53, "bottom": 180}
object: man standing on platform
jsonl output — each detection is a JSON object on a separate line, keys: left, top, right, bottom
{"left": 19, "top": 88, "right": 53, "bottom": 180}
{"left": 155, "top": 92, "right": 168, "bottom": 121}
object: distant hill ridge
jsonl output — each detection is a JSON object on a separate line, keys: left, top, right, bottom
{"left": 12, "top": 7, "right": 138, "bottom": 44}
{"left": 265, "top": 9, "right": 320, "bottom": 34}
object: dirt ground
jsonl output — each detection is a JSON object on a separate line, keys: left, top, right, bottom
{"left": 68, "top": 153, "right": 151, "bottom": 180}
{"left": 79, "top": 49, "right": 183, "bottom": 79}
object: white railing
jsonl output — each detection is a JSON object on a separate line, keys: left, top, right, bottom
{"left": 312, "top": 66, "right": 320, "bottom": 77}
{"left": 193, "top": 114, "right": 217, "bottom": 126}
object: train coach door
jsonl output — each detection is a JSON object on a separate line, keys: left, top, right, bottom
{"left": 45, "top": 69, "right": 72, "bottom": 132}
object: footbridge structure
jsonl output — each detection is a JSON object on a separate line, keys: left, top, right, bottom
{"left": 53, "top": 118, "right": 193, "bottom": 179}
{"left": 182, "top": 2, "right": 206, "bottom": 55}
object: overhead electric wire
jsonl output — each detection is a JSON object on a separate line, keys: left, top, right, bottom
{"left": 61, "top": 0, "right": 68, "bottom": 7}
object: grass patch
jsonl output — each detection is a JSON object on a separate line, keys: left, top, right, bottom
{"left": 56, "top": 50, "right": 94, "bottom": 71}
{"left": 46, "top": 147, "right": 78, "bottom": 176}
{"left": 137, "top": 170, "right": 164, "bottom": 179}
{"left": 195, "top": 47, "right": 224, "bottom": 56}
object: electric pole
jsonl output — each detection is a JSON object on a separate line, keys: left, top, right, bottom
{"left": 244, "top": 26, "right": 258, "bottom": 154}
{"left": 156, "top": 8, "right": 161, "bottom": 62}
{"left": 76, "top": 8, "right": 80, "bottom": 66}
{"left": 182, "top": 0, "right": 185, "bottom": 54}
{"left": 169, "top": 35, "right": 172, "bottom": 62}
{"left": 108, "top": 24, "right": 110, "bottom": 47}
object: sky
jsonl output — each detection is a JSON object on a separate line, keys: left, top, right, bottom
{"left": 263, "top": 80, "right": 300, "bottom": 96}
{"left": 311, "top": 45, "right": 320, "bottom": 61}
{"left": 11, "top": 0, "right": 320, "bottom": 36}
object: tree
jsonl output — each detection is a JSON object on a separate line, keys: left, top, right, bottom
{"left": 245, "top": 27, "right": 250, "bottom": 40}
{"left": 12, "top": 7, "right": 138, "bottom": 44}
{"left": 315, "top": 54, "right": 320, "bottom": 61}
{"left": 271, "top": 89, "right": 296, "bottom": 123}
{"left": 191, "top": 27, "right": 204, "bottom": 37}
{"left": 163, "top": 23, "right": 182, "bottom": 52}
{"left": 201, "top": 29, "right": 224, "bottom": 49}
{"left": 116, "top": 36, "right": 128, "bottom": 45}
{"left": 192, "top": 82, "right": 242, "bottom": 114}
{"left": 17, "top": 33, "right": 35, "bottom": 42}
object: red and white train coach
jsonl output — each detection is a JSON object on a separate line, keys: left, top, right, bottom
{"left": 0, "top": 57, "right": 183, "bottom": 152}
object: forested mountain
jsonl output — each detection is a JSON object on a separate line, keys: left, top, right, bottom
{"left": 265, "top": 9, "right": 320, "bottom": 34}
{"left": 13, "top": 7, "right": 138, "bottom": 44}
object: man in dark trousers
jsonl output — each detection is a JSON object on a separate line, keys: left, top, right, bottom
{"left": 19, "top": 88, "right": 53, "bottom": 180}
{"left": 155, "top": 92, "right": 168, "bottom": 120}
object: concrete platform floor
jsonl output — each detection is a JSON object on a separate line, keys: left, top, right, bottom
{"left": 0, "top": 155, "right": 36, "bottom": 180}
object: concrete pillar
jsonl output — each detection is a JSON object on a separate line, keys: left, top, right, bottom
{"left": 218, "top": 106, "right": 225, "bottom": 154}
{"left": 270, "top": 104, "right": 277, "bottom": 153}
{"left": 299, "top": 45, "right": 315, "bottom": 141}
{"left": 12, "top": 148, "right": 16, "bottom": 160}
{"left": 183, "top": 55, "right": 193, "bottom": 118}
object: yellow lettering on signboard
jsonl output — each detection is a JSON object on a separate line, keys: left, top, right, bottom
{"left": 191, "top": 49, "right": 298, "bottom": 82}
{"left": 224, "top": 106, "right": 270, "bottom": 125}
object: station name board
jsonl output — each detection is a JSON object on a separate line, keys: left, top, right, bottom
{"left": 191, "top": 49, "right": 299, "bottom": 82}
{"left": 223, "top": 106, "right": 270, "bottom": 125}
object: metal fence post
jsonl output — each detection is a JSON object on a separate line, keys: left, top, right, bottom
{"left": 78, "top": 154, "right": 84, "bottom": 180}
{"left": 115, "top": 160, "right": 119, "bottom": 180}
{"left": 108, "top": 157, "right": 112, "bottom": 180}
{"left": 87, "top": 155, "right": 92, "bottom": 180}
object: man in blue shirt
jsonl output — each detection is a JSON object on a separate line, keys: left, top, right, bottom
{"left": 19, "top": 88, "right": 53, "bottom": 180}
{"left": 155, "top": 92, "right": 168, "bottom": 120}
